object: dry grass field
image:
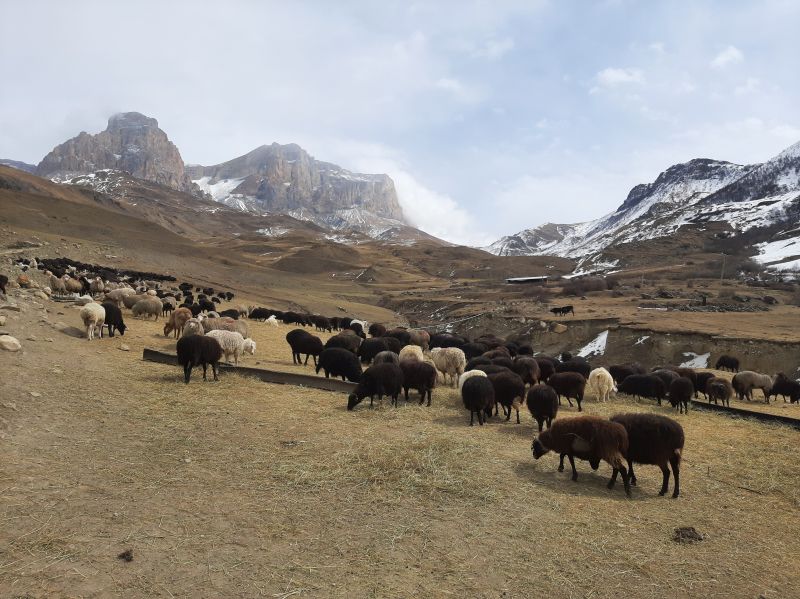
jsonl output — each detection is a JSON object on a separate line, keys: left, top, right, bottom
{"left": 2, "top": 298, "right": 800, "bottom": 598}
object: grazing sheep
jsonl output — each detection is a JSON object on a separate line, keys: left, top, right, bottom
{"left": 765, "top": 373, "right": 800, "bottom": 403}
{"left": 176, "top": 335, "right": 223, "bottom": 383}
{"left": 512, "top": 357, "right": 541, "bottom": 387}
{"left": 132, "top": 297, "right": 163, "bottom": 320}
{"left": 380, "top": 336, "right": 402, "bottom": 355}
{"left": 675, "top": 368, "right": 697, "bottom": 394}
{"left": 488, "top": 371, "right": 526, "bottom": 423}
{"left": 89, "top": 277, "right": 105, "bottom": 296}
{"left": 458, "top": 369, "right": 488, "bottom": 391}
{"left": 429, "top": 347, "right": 467, "bottom": 388}
{"left": 407, "top": 328, "right": 431, "bottom": 350}
{"left": 325, "top": 330, "right": 362, "bottom": 354}
{"left": 357, "top": 338, "right": 390, "bottom": 364}
{"left": 732, "top": 371, "right": 774, "bottom": 402}
{"left": 399, "top": 360, "right": 437, "bottom": 406}
{"left": 201, "top": 316, "right": 249, "bottom": 338}
{"left": 669, "top": 377, "right": 694, "bottom": 414}
{"left": 526, "top": 384, "right": 559, "bottom": 432}
{"left": 316, "top": 348, "right": 363, "bottom": 382}
{"left": 162, "top": 297, "right": 177, "bottom": 316}
{"left": 79, "top": 302, "right": 106, "bottom": 341}
{"left": 618, "top": 374, "right": 667, "bottom": 406}
{"left": 694, "top": 372, "right": 716, "bottom": 399}
{"left": 347, "top": 363, "right": 404, "bottom": 410}
{"left": 368, "top": 323, "right": 387, "bottom": 338}
{"left": 462, "top": 376, "right": 495, "bottom": 426}
{"left": 398, "top": 344, "right": 424, "bottom": 362}
{"left": 483, "top": 348, "right": 511, "bottom": 360}
{"left": 587, "top": 367, "right": 616, "bottom": 402}
{"left": 123, "top": 293, "right": 148, "bottom": 309}
{"left": 466, "top": 356, "right": 491, "bottom": 371}
{"left": 547, "top": 372, "right": 587, "bottom": 411}
{"left": 100, "top": 301, "right": 127, "bottom": 337}
{"left": 531, "top": 416, "right": 631, "bottom": 496}
{"left": 475, "top": 364, "right": 512, "bottom": 376}
{"left": 706, "top": 377, "right": 733, "bottom": 407}
{"left": 47, "top": 271, "right": 66, "bottom": 295}
{"left": 248, "top": 307, "right": 271, "bottom": 321}
{"left": 218, "top": 308, "right": 240, "bottom": 320}
{"left": 182, "top": 318, "right": 204, "bottom": 337}
{"left": 384, "top": 328, "right": 412, "bottom": 346}
{"left": 609, "top": 364, "right": 640, "bottom": 385}
{"left": 461, "top": 342, "right": 489, "bottom": 360}
{"left": 62, "top": 275, "right": 82, "bottom": 294}
{"left": 651, "top": 369, "right": 680, "bottom": 391}
{"left": 206, "top": 330, "right": 256, "bottom": 365}
{"left": 164, "top": 307, "right": 193, "bottom": 338}
{"left": 373, "top": 350, "right": 400, "bottom": 365}
{"left": 556, "top": 359, "right": 591, "bottom": 379}
{"left": 266, "top": 315, "right": 279, "bottom": 327}
{"left": 286, "top": 329, "right": 324, "bottom": 366}
{"left": 490, "top": 356, "right": 514, "bottom": 370}
{"left": 608, "top": 413, "right": 685, "bottom": 498}
{"left": 715, "top": 354, "right": 740, "bottom": 372}
{"left": 534, "top": 357, "right": 557, "bottom": 382}
{"left": 312, "top": 315, "right": 332, "bottom": 332}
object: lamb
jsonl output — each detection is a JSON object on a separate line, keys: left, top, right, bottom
{"left": 286, "top": 329, "right": 324, "bottom": 366}
{"left": 547, "top": 372, "right": 587, "bottom": 411}
{"left": 458, "top": 369, "right": 488, "bottom": 391}
{"left": 608, "top": 413, "right": 685, "bottom": 498}
{"left": 176, "top": 335, "right": 223, "bottom": 383}
{"left": 461, "top": 376, "right": 495, "bottom": 426}
{"left": 512, "top": 357, "right": 541, "bottom": 387}
{"left": 732, "top": 371, "right": 774, "bottom": 402}
{"left": 765, "top": 373, "right": 800, "bottom": 403}
{"left": 399, "top": 360, "right": 437, "bottom": 406}
{"left": 715, "top": 354, "right": 740, "bottom": 372}
{"left": 531, "top": 415, "right": 631, "bottom": 496}
{"left": 201, "top": 316, "right": 249, "bottom": 338}
{"left": 706, "top": 377, "right": 733, "bottom": 407}
{"left": 132, "top": 297, "right": 163, "bottom": 320}
{"left": 79, "top": 302, "right": 106, "bottom": 341}
{"left": 316, "top": 348, "right": 363, "bottom": 382}
{"left": 206, "top": 330, "right": 256, "bottom": 365}
{"left": 357, "top": 338, "right": 390, "bottom": 364}
{"left": 266, "top": 315, "right": 279, "bottom": 327}
{"left": 587, "top": 367, "right": 616, "bottom": 402}
{"left": 488, "top": 370, "right": 526, "bottom": 423}
{"left": 372, "top": 350, "right": 400, "bottom": 365}
{"left": 668, "top": 377, "right": 694, "bottom": 414}
{"left": 526, "top": 384, "right": 559, "bottom": 432}
{"left": 182, "top": 318, "right": 204, "bottom": 337}
{"left": 100, "top": 301, "right": 127, "bottom": 337}
{"left": 347, "top": 363, "right": 404, "bottom": 410}
{"left": 618, "top": 374, "right": 667, "bottom": 405}
{"left": 398, "top": 344, "right": 424, "bottom": 362}
{"left": 162, "top": 297, "right": 177, "bottom": 316}
{"left": 429, "top": 347, "right": 467, "bottom": 388}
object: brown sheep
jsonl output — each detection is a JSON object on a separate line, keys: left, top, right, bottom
{"left": 526, "top": 384, "right": 559, "bottom": 432}
{"left": 547, "top": 372, "right": 587, "bottom": 411}
{"left": 531, "top": 416, "right": 631, "bottom": 496}
{"left": 163, "top": 307, "right": 193, "bottom": 338}
{"left": 706, "top": 377, "right": 733, "bottom": 407}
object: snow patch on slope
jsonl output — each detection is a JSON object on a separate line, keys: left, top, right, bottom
{"left": 577, "top": 330, "right": 608, "bottom": 358}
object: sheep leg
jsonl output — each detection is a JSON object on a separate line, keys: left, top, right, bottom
{"left": 426, "top": 389, "right": 432, "bottom": 407}
{"left": 304, "top": 354, "right": 310, "bottom": 365}
{"left": 616, "top": 463, "right": 632, "bottom": 496}
{"left": 404, "top": 387, "right": 410, "bottom": 402}
{"left": 558, "top": 454, "right": 565, "bottom": 472}
{"left": 202, "top": 363, "right": 208, "bottom": 381}
{"left": 627, "top": 460, "right": 637, "bottom": 485}
{"left": 607, "top": 468, "right": 618, "bottom": 489}
{"left": 670, "top": 456, "right": 681, "bottom": 498}
{"left": 184, "top": 364, "right": 192, "bottom": 384}
{"left": 567, "top": 455, "right": 578, "bottom": 481}
{"left": 515, "top": 407, "right": 520, "bottom": 424}
{"left": 657, "top": 463, "right": 671, "bottom": 496}
{"left": 537, "top": 419, "right": 544, "bottom": 433}
{"left": 576, "top": 397, "right": 582, "bottom": 412}
{"left": 212, "top": 363, "right": 219, "bottom": 381}
{"left": 470, "top": 411, "right": 475, "bottom": 426}
{"left": 565, "top": 396, "right": 573, "bottom": 407}
{"left": 313, "top": 356, "right": 318, "bottom": 368}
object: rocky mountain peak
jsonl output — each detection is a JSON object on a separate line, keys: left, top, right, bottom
{"left": 36, "top": 112, "right": 196, "bottom": 193}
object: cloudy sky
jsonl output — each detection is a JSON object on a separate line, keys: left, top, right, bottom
{"left": 2, "top": 0, "right": 798, "bottom": 245}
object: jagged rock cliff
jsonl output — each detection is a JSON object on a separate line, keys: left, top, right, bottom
{"left": 36, "top": 112, "right": 196, "bottom": 193}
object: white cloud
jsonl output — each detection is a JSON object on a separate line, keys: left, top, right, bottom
{"left": 591, "top": 67, "right": 645, "bottom": 93}
{"left": 648, "top": 42, "right": 666, "bottom": 54}
{"left": 711, "top": 45, "right": 743, "bottom": 68}
{"left": 734, "top": 77, "right": 760, "bottom": 95}
{"left": 474, "top": 37, "right": 515, "bottom": 60}
{"left": 434, "top": 77, "right": 483, "bottom": 103}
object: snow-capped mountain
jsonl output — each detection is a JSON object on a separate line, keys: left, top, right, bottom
{"left": 489, "top": 142, "right": 800, "bottom": 270}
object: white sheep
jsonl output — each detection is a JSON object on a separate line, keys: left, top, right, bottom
{"left": 399, "top": 345, "right": 424, "bottom": 362}
{"left": 47, "top": 271, "right": 67, "bottom": 295}
{"left": 89, "top": 276, "right": 105, "bottom": 296}
{"left": 132, "top": 297, "right": 163, "bottom": 320}
{"left": 74, "top": 295, "right": 94, "bottom": 306}
{"left": 588, "top": 367, "right": 616, "bottom": 402}
{"left": 430, "top": 347, "right": 467, "bottom": 388}
{"left": 202, "top": 316, "right": 248, "bottom": 338}
{"left": 266, "top": 315, "right": 279, "bottom": 327}
{"left": 146, "top": 289, "right": 157, "bottom": 297}
{"left": 206, "top": 330, "right": 256, "bottom": 365}
{"left": 182, "top": 318, "right": 204, "bottom": 337}
{"left": 79, "top": 302, "right": 106, "bottom": 341}
{"left": 458, "top": 369, "right": 488, "bottom": 391}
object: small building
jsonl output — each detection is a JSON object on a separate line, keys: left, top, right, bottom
{"left": 506, "top": 275, "right": 548, "bottom": 285}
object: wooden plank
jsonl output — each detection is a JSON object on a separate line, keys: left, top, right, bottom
{"left": 689, "top": 399, "right": 800, "bottom": 429}
{"left": 142, "top": 348, "right": 357, "bottom": 393}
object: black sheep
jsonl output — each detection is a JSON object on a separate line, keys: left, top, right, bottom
{"left": 609, "top": 364, "right": 638, "bottom": 385}
{"left": 706, "top": 377, "right": 733, "bottom": 407}
{"left": 694, "top": 372, "right": 716, "bottom": 399}
{"left": 608, "top": 413, "right": 685, "bottom": 498}
{"left": 475, "top": 364, "right": 512, "bottom": 376}
{"left": 517, "top": 344, "right": 534, "bottom": 356}
{"left": 669, "top": 377, "right": 694, "bottom": 414}
{"left": 357, "top": 338, "right": 390, "bottom": 364}
{"left": 556, "top": 359, "right": 591, "bottom": 379}
{"left": 249, "top": 307, "right": 271, "bottom": 321}
{"left": 715, "top": 354, "right": 740, "bottom": 372}
{"left": 380, "top": 336, "right": 403, "bottom": 355}
{"left": 534, "top": 357, "right": 557, "bottom": 382}
{"left": 347, "top": 363, "right": 404, "bottom": 410}
{"left": 286, "top": 329, "right": 324, "bottom": 366}
{"left": 461, "top": 376, "right": 495, "bottom": 426}
{"left": 399, "top": 360, "right": 437, "bottom": 406}
{"left": 176, "top": 335, "right": 223, "bottom": 384}
{"left": 491, "top": 356, "right": 514, "bottom": 370}
{"left": 312, "top": 315, "right": 332, "bottom": 332}
{"left": 384, "top": 328, "right": 411, "bottom": 346}
{"left": 429, "top": 332, "right": 466, "bottom": 349}
{"left": 488, "top": 371, "right": 526, "bottom": 423}
{"left": 161, "top": 301, "right": 174, "bottom": 317}
{"left": 325, "top": 331, "right": 362, "bottom": 354}
{"left": 218, "top": 309, "right": 240, "bottom": 319}
{"left": 766, "top": 373, "right": 800, "bottom": 403}
{"left": 618, "top": 374, "right": 667, "bottom": 405}
{"left": 513, "top": 357, "right": 541, "bottom": 386}
{"left": 526, "top": 384, "right": 559, "bottom": 432}
{"left": 0, "top": 274, "right": 8, "bottom": 295}
{"left": 198, "top": 299, "right": 215, "bottom": 313}
{"left": 316, "top": 348, "right": 362, "bottom": 382}
{"left": 650, "top": 369, "right": 680, "bottom": 392}
{"left": 101, "top": 301, "right": 127, "bottom": 337}
{"left": 461, "top": 342, "right": 489, "bottom": 360}
{"left": 368, "top": 323, "right": 387, "bottom": 338}
{"left": 547, "top": 372, "right": 587, "bottom": 411}
{"left": 465, "top": 356, "right": 491, "bottom": 371}
{"left": 347, "top": 322, "right": 366, "bottom": 338}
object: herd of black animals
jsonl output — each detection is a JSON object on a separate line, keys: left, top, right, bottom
{"left": 6, "top": 257, "right": 798, "bottom": 500}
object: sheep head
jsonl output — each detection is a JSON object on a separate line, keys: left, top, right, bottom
{"left": 531, "top": 436, "right": 550, "bottom": 459}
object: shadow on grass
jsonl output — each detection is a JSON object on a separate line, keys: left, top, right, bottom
{"left": 513, "top": 459, "right": 648, "bottom": 500}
